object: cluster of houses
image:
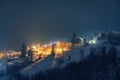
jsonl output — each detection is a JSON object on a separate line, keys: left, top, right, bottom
{"left": 0, "top": 32, "right": 103, "bottom": 77}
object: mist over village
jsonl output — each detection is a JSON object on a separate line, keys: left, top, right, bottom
{"left": 0, "top": 0, "right": 120, "bottom": 80}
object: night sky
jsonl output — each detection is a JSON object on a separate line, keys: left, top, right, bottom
{"left": 0, "top": 0, "right": 120, "bottom": 50}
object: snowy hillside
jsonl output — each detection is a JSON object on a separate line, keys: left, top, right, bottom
{"left": 20, "top": 45, "right": 98, "bottom": 77}
{"left": 20, "top": 46, "right": 84, "bottom": 76}
{"left": 20, "top": 54, "right": 55, "bottom": 76}
{"left": 19, "top": 31, "right": 120, "bottom": 78}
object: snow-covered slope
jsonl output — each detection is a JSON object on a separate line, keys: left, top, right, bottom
{"left": 20, "top": 54, "right": 56, "bottom": 76}
{"left": 20, "top": 46, "right": 83, "bottom": 76}
{"left": 20, "top": 31, "right": 120, "bottom": 77}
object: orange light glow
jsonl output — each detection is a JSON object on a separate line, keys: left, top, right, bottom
{"left": 29, "top": 41, "right": 72, "bottom": 59}
{"left": 0, "top": 41, "right": 73, "bottom": 60}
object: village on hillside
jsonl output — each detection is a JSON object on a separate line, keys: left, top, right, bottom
{"left": 0, "top": 31, "right": 99, "bottom": 77}
{"left": 1, "top": 31, "right": 120, "bottom": 80}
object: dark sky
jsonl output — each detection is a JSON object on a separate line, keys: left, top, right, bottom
{"left": 0, "top": 0, "right": 120, "bottom": 50}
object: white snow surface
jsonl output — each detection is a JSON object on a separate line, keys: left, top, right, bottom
{"left": 20, "top": 54, "right": 55, "bottom": 76}
{"left": 20, "top": 39, "right": 120, "bottom": 77}
{"left": 20, "top": 46, "right": 89, "bottom": 77}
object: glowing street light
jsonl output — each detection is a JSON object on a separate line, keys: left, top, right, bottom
{"left": 92, "top": 40, "right": 96, "bottom": 44}
{"left": 32, "top": 45, "right": 36, "bottom": 49}
{"left": 89, "top": 39, "right": 96, "bottom": 44}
